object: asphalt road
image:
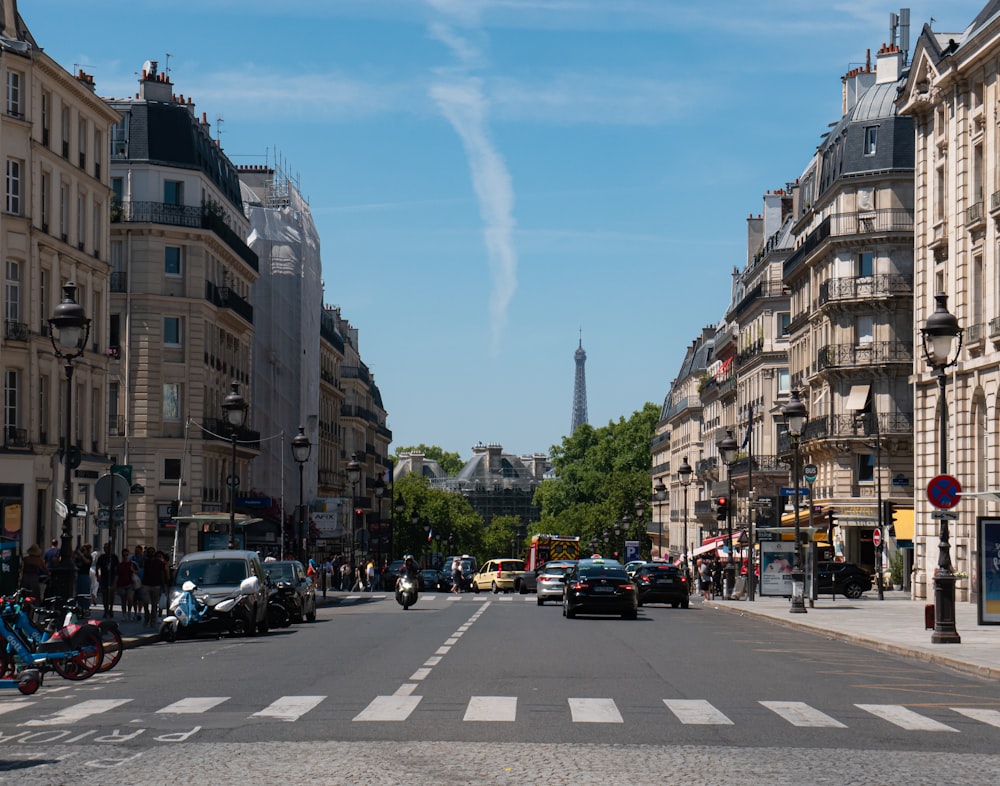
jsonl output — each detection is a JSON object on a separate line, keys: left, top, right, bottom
{"left": 3, "top": 592, "right": 1000, "bottom": 784}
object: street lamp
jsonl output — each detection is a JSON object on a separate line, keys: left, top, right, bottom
{"left": 782, "top": 389, "right": 808, "bottom": 614}
{"left": 616, "top": 515, "right": 628, "bottom": 561}
{"left": 678, "top": 456, "right": 693, "bottom": 582}
{"left": 634, "top": 500, "right": 645, "bottom": 559}
{"left": 222, "top": 381, "right": 248, "bottom": 549}
{"left": 48, "top": 282, "right": 90, "bottom": 602}
{"left": 920, "top": 291, "right": 963, "bottom": 644}
{"left": 393, "top": 495, "right": 405, "bottom": 561}
{"left": 718, "top": 428, "right": 738, "bottom": 599}
{"left": 345, "top": 454, "right": 362, "bottom": 576}
{"left": 653, "top": 477, "right": 667, "bottom": 559}
{"left": 291, "top": 426, "right": 311, "bottom": 563}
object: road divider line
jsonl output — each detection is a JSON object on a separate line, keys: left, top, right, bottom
{"left": 409, "top": 668, "right": 431, "bottom": 681}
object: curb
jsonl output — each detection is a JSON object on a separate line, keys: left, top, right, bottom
{"left": 706, "top": 600, "right": 1000, "bottom": 681}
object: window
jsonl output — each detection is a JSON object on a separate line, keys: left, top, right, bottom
{"left": 164, "top": 180, "right": 183, "bottom": 205}
{"left": 165, "top": 246, "right": 182, "bottom": 276}
{"left": 5, "top": 260, "right": 20, "bottom": 323}
{"left": 59, "top": 183, "right": 67, "bottom": 238}
{"left": 41, "top": 91, "right": 50, "bottom": 144}
{"left": 78, "top": 119, "right": 86, "bottom": 169}
{"left": 164, "top": 316, "right": 182, "bottom": 346}
{"left": 111, "top": 177, "right": 123, "bottom": 204}
{"left": 108, "top": 382, "right": 120, "bottom": 436}
{"left": 77, "top": 194, "right": 85, "bottom": 246}
{"left": 777, "top": 311, "right": 791, "bottom": 336}
{"left": 6, "top": 71, "right": 22, "bottom": 118}
{"left": 163, "top": 383, "right": 181, "bottom": 422}
{"left": 164, "top": 458, "right": 182, "bottom": 481}
{"left": 61, "top": 106, "right": 69, "bottom": 158}
{"left": 40, "top": 172, "right": 49, "bottom": 229}
{"left": 864, "top": 126, "right": 877, "bottom": 155}
{"left": 858, "top": 453, "right": 874, "bottom": 483}
{"left": 4, "top": 370, "right": 18, "bottom": 437}
{"left": 856, "top": 315, "right": 874, "bottom": 346}
{"left": 777, "top": 368, "right": 790, "bottom": 394}
{"left": 5, "top": 159, "right": 22, "bottom": 214}
{"left": 857, "top": 252, "right": 874, "bottom": 278}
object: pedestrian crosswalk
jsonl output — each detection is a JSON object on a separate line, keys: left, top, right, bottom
{"left": 3, "top": 694, "right": 998, "bottom": 733}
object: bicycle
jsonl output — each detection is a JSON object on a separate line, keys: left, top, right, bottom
{"left": 0, "top": 594, "right": 104, "bottom": 681}
{"left": 28, "top": 593, "right": 123, "bottom": 673}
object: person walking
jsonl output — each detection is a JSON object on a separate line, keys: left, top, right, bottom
{"left": 19, "top": 544, "right": 47, "bottom": 597}
{"left": 450, "top": 557, "right": 461, "bottom": 594}
{"left": 140, "top": 547, "right": 167, "bottom": 626}
{"left": 73, "top": 543, "right": 94, "bottom": 610}
{"left": 699, "top": 559, "right": 712, "bottom": 601}
{"left": 114, "top": 549, "right": 138, "bottom": 619}
{"left": 95, "top": 542, "right": 119, "bottom": 619}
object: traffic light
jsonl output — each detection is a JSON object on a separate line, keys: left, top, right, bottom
{"left": 168, "top": 500, "right": 180, "bottom": 517}
{"left": 883, "top": 500, "right": 898, "bottom": 537}
{"left": 715, "top": 496, "right": 729, "bottom": 521}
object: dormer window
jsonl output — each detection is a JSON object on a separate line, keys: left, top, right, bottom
{"left": 864, "top": 126, "right": 878, "bottom": 156}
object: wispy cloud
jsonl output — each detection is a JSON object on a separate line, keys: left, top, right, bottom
{"left": 427, "top": 4, "right": 517, "bottom": 354}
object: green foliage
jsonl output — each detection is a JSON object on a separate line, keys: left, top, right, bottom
{"left": 536, "top": 402, "right": 659, "bottom": 554}
{"left": 480, "top": 515, "right": 526, "bottom": 559}
{"left": 889, "top": 550, "right": 904, "bottom": 586}
{"left": 394, "top": 444, "right": 464, "bottom": 476}
{"left": 392, "top": 474, "right": 482, "bottom": 559}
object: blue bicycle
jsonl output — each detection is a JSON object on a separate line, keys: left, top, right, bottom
{"left": 0, "top": 594, "right": 104, "bottom": 682}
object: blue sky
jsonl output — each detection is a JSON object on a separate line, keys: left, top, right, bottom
{"left": 30, "top": 0, "right": 986, "bottom": 460}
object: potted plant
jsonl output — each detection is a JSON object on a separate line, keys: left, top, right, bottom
{"left": 889, "top": 551, "right": 904, "bottom": 590}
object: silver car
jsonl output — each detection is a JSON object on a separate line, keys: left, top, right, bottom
{"left": 536, "top": 561, "right": 577, "bottom": 605}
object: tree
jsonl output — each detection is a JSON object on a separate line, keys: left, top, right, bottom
{"left": 393, "top": 444, "right": 464, "bottom": 476}
{"left": 392, "top": 474, "right": 482, "bottom": 560}
{"left": 481, "top": 515, "right": 525, "bottom": 560}
{"left": 535, "top": 402, "right": 659, "bottom": 556}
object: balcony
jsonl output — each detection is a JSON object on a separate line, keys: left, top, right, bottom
{"left": 785, "top": 209, "right": 913, "bottom": 277}
{"left": 110, "top": 271, "right": 127, "bottom": 293}
{"left": 817, "top": 341, "right": 913, "bottom": 371}
{"left": 778, "top": 411, "right": 913, "bottom": 452}
{"left": 108, "top": 415, "right": 125, "bottom": 437}
{"left": 201, "top": 418, "right": 261, "bottom": 450}
{"left": 966, "top": 201, "right": 985, "bottom": 228}
{"left": 818, "top": 273, "right": 913, "bottom": 306}
{"left": 205, "top": 281, "right": 254, "bottom": 325}
{"left": 727, "top": 454, "right": 788, "bottom": 479}
{"left": 4, "top": 320, "right": 28, "bottom": 341}
{"left": 3, "top": 427, "right": 28, "bottom": 449}
{"left": 112, "top": 200, "right": 258, "bottom": 272}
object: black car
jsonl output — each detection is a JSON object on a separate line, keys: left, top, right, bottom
{"left": 420, "top": 568, "right": 443, "bottom": 591}
{"left": 635, "top": 563, "right": 690, "bottom": 608}
{"left": 263, "top": 560, "right": 317, "bottom": 622}
{"left": 563, "top": 558, "right": 638, "bottom": 620}
{"left": 816, "top": 561, "right": 872, "bottom": 599}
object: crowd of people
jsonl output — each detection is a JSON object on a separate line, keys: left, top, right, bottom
{"left": 17, "top": 540, "right": 172, "bottom": 626}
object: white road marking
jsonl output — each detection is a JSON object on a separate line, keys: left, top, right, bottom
{"left": 569, "top": 698, "right": 623, "bottom": 723}
{"left": 22, "top": 699, "right": 132, "bottom": 726}
{"left": 0, "top": 700, "right": 34, "bottom": 716}
{"left": 856, "top": 704, "right": 958, "bottom": 732}
{"left": 423, "top": 657, "right": 442, "bottom": 667}
{"left": 252, "top": 696, "right": 324, "bottom": 722}
{"left": 663, "top": 699, "right": 733, "bottom": 725}
{"left": 409, "top": 668, "right": 431, "bottom": 681}
{"left": 464, "top": 696, "right": 517, "bottom": 722}
{"left": 435, "top": 646, "right": 451, "bottom": 655}
{"left": 951, "top": 707, "right": 1000, "bottom": 727}
{"left": 353, "top": 695, "right": 422, "bottom": 722}
{"left": 394, "top": 684, "right": 418, "bottom": 696}
{"left": 761, "top": 701, "right": 846, "bottom": 728}
{"left": 444, "top": 638, "right": 459, "bottom": 645}
{"left": 157, "top": 697, "right": 229, "bottom": 714}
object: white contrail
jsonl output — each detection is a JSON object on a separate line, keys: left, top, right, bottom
{"left": 427, "top": 7, "right": 517, "bottom": 354}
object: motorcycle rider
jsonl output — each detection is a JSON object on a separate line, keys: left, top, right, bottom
{"left": 396, "top": 554, "right": 420, "bottom": 600}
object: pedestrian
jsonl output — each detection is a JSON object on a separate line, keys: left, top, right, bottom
{"left": 699, "top": 559, "right": 712, "bottom": 601}
{"left": 340, "top": 560, "right": 351, "bottom": 591}
{"left": 450, "top": 557, "right": 461, "bottom": 594}
{"left": 95, "top": 542, "right": 119, "bottom": 619}
{"left": 42, "top": 538, "right": 60, "bottom": 575}
{"left": 19, "top": 544, "right": 47, "bottom": 597}
{"left": 366, "top": 559, "right": 375, "bottom": 591}
{"left": 115, "top": 549, "right": 137, "bottom": 619}
{"left": 73, "top": 543, "right": 94, "bottom": 610}
{"left": 141, "top": 546, "right": 167, "bottom": 626}
{"left": 712, "top": 560, "right": 723, "bottom": 598}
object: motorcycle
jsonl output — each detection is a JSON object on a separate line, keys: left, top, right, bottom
{"left": 395, "top": 575, "right": 418, "bottom": 610}
{"left": 160, "top": 577, "right": 261, "bottom": 641}
{"left": 266, "top": 581, "right": 296, "bottom": 629}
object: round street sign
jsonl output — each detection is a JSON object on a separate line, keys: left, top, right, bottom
{"left": 803, "top": 463, "right": 818, "bottom": 483}
{"left": 927, "top": 474, "right": 961, "bottom": 509}
{"left": 94, "top": 472, "right": 130, "bottom": 509}
{"left": 227, "top": 474, "right": 240, "bottom": 490}
{"left": 872, "top": 528, "right": 881, "bottom": 548}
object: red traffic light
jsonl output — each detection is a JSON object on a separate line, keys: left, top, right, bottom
{"left": 355, "top": 508, "right": 363, "bottom": 516}
{"left": 717, "top": 496, "right": 727, "bottom": 506}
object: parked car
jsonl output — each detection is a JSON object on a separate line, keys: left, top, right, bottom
{"left": 420, "top": 568, "right": 444, "bottom": 591}
{"left": 816, "top": 561, "right": 872, "bottom": 599}
{"left": 635, "top": 563, "right": 689, "bottom": 608}
{"left": 441, "top": 555, "right": 478, "bottom": 592}
{"left": 624, "top": 560, "right": 647, "bottom": 580}
{"left": 535, "top": 561, "right": 576, "bottom": 605}
{"left": 472, "top": 559, "right": 526, "bottom": 593}
{"left": 170, "top": 550, "right": 270, "bottom": 635}
{"left": 263, "top": 560, "right": 317, "bottom": 622}
{"left": 562, "top": 557, "right": 638, "bottom": 619}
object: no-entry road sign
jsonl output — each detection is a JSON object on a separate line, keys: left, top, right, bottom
{"left": 927, "top": 474, "right": 961, "bottom": 509}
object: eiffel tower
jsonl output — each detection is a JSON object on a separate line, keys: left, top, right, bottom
{"left": 571, "top": 333, "right": 588, "bottom": 434}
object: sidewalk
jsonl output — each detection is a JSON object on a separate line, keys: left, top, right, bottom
{"left": 706, "top": 591, "right": 1000, "bottom": 680}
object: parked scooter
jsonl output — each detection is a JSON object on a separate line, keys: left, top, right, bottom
{"left": 266, "top": 582, "right": 295, "bottom": 629}
{"left": 395, "top": 575, "right": 418, "bottom": 610}
{"left": 160, "top": 577, "right": 261, "bottom": 641}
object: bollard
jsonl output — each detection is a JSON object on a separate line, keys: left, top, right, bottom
{"left": 924, "top": 603, "right": 935, "bottom": 630}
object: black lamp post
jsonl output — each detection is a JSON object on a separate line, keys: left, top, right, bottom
{"left": 634, "top": 500, "right": 646, "bottom": 559}
{"left": 291, "top": 426, "right": 311, "bottom": 563}
{"left": 653, "top": 477, "right": 667, "bottom": 560}
{"left": 374, "top": 473, "right": 386, "bottom": 572}
{"left": 48, "top": 282, "right": 90, "bottom": 602}
{"left": 920, "top": 291, "right": 963, "bottom": 644}
{"left": 782, "top": 389, "right": 808, "bottom": 614}
{"left": 345, "top": 454, "right": 361, "bottom": 577}
{"left": 718, "top": 429, "right": 738, "bottom": 599}
{"left": 222, "top": 382, "right": 248, "bottom": 549}
{"left": 616, "top": 515, "right": 628, "bottom": 561}
{"left": 678, "top": 456, "right": 693, "bottom": 582}
{"left": 393, "top": 495, "right": 405, "bottom": 561}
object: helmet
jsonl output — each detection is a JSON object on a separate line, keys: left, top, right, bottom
{"left": 403, "top": 554, "right": 414, "bottom": 561}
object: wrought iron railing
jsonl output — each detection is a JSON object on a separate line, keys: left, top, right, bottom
{"left": 817, "top": 341, "right": 913, "bottom": 371}
{"left": 4, "top": 320, "right": 28, "bottom": 341}
{"left": 818, "top": 273, "right": 913, "bottom": 305}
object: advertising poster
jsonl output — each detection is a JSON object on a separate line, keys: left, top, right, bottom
{"left": 760, "top": 541, "right": 795, "bottom": 596}
{"left": 978, "top": 517, "right": 1000, "bottom": 625}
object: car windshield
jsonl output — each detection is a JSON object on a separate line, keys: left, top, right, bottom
{"left": 265, "top": 563, "right": 296, "bottom": 582}
{"left": 175, "top": 559, "right": 248, "bottom": 587}
{"left": 541, "top": 565, "right": 573, "bottom": 576}
{"left": 643, "top": 566, "right": 678, "bottom": 575}
{"left": 579, "top": 566, "right": 628, "bottom": 580}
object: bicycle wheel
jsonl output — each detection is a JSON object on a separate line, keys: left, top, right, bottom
{"left": 51, "top": 627, "right": 103, "bottom": 680}
{"left": 98, "top": 625, "right": 123, "bottom": 672}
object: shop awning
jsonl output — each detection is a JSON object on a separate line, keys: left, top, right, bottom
{"left": 692, "top": 542, "right": 719, "bottom": 557}
{"left": 780, "top": 506, "right": 828, "bottom": 526}
{"left": 846, "top": 384, "right": 870, "bottom": 411}
{"left": 892, "top": 508, "right": 914, "bottom": 540}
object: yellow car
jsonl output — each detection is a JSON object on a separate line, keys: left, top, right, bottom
{"left": 471, "top": 559, "right": 526, "bottom": 594}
